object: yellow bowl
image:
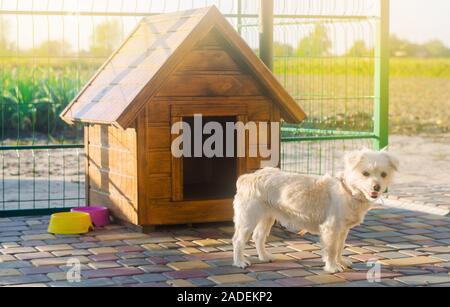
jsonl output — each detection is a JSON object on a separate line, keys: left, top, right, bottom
{"left": 48, "top": 212, "right": 93, "bottom": 234}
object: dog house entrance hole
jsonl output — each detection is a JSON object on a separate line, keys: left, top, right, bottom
{"left": 183, "top": 116, "right": 237, "bottom": 201}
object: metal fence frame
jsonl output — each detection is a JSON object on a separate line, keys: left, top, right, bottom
{"left": 0, "top": 0, "right": 389, "bottom": 216}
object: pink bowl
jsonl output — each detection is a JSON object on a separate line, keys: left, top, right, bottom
{"left": 71, "top": 206, "right": 110, "bottom": 227}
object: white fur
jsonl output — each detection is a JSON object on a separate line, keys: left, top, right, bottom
{"left": 232, "top": 148, "right": 399, "bottom": 273}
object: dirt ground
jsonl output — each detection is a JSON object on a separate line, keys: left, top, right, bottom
{"left": 387, "top": 134, "right": 450, "bottom": 208}
{"left": 389, "top": 134, "right": 450, "bottom": 186}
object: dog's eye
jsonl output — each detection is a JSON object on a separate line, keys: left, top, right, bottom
{"left": 363, "top": 171, "right": 370, "bottom": 177}
{"left": 381, "top": 172, "right": 387, "bottom": 178}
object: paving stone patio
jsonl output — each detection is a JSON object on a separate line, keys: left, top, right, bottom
{"left": 0, "top": 207, "right": 449, "bottom": 287}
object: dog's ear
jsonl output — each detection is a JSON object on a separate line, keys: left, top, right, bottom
{"left": 344, "top": 150, "right": 364, "bottom": 170}
{"left": 383, "top": 152, "right": 399, "bottom": 171}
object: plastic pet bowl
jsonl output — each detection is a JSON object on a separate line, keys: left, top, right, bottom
{"left": 48, "top": 212, "right": 92, "bottom": 234}
{"left": 71, "top": 206, "right": 110, "bottom": 227}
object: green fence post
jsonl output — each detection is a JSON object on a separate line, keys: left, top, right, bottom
{"left": 259, "top": 0, "right": 274, "bottom": 71}
{"left": 374, "top": 0, "right": 390, "bottom": 150}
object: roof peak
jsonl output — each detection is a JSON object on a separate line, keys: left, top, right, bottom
{"left": 141, "top": 5, "right": 219, "bottom": 23}
{"left": 61, "top": 5, "right": 306, "bottom": 127}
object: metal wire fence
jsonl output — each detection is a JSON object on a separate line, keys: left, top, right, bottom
{"left": 0, "top": 0, "right": 387, "bottom": 214}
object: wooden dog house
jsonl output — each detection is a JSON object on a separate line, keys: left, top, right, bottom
{"left": 61, "top": 6, "right": 306, "bottom": 227}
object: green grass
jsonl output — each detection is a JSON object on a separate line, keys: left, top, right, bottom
{"left": 274, "top": 57, "right": 450, "bottom": 78}
{"left": 389, "top": 58, "right": 450, "bottom": 77}
{"left": 0, "top": 57, "right": 449, "bottom": 144}
{"left": 0, "top": 63, "right": 96, "bottom": 143}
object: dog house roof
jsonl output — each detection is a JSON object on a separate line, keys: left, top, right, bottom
{"left": 61, "top": 6, "right": 306, "bottom": 128}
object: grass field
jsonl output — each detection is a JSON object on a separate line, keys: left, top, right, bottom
{"left": 0, "top": 57, "right": 449, "bottom": 143}
{"left": 274, "top": 57, "right": 450, "bottom": 78}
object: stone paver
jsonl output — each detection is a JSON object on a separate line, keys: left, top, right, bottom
{"left": 192, "top": 239, "right": 222, "bottom": 247}
{"left": 30, "top": 256, "right": 90, "bottom": 267}
{"left": 167, "top": 260, "right": 210, "bottom": 271}
{"left": 278, "top": 269, "right": 312, "bottom": 277}
{"left": 0, "top": 274, "right": 50, "bottom": 286}
{"left": 82, "top": 267, "right": 144, "bottom": 279}
{"left": 0, "top": 255, "right": 16, "bottom": 262}
{"left": 287, "top": 244, "right": 320, "bottom": 252}
{"left": 167, "top": 279, "right": 197, "bottom": 287}
{"left": 36, "top": 244, "right": 73, "bottom": 252}
{"left": 395, "top": 274, "right": 450, "bottom": 286}
{"left": 379, "top": 256, "right": 443, "bottom": 266}
{"left": 0, "top": 208, "right": 448, "bottom": 287}
{"left": 207, "top": 273, "right": 256, "bottom": 284}
{"left": 21, "top": 234, "right": 55, "bottom": 241}
{"left": 16, "top": 252, "right": 53, "bottom": 260}
{"left": 88, "top": 247, "right": 118, "bottom": 255}
{"left": 275, "top": 277, "right": 316, "bottom": 287}
{"left": 47, "top": 272, "right": 68, "bottom": 281}
{"left": 0, "top": 268, "right": 21, "bottom": 277}
{"left": 49, "top": 278, "right": 115, "bottom": 287}
{"left": 0, "top": 247, "right": 36, "bottom": 254}
{"left": 305, "top": 274, "right": 346, "bottom": 284}
{"left": 132, "top": 273, "right": 167, "bottom": 283}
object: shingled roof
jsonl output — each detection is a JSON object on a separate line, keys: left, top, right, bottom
{"left": 61, "top": 6, "right": 306, "bottom": 128}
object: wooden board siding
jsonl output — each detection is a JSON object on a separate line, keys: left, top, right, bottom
{"left": 87, "top": 124, "right": 138, "bottom": 224}
{"left": 137, "top": 107, "right": 172, "bottom": 225}
{"left": 156, "top": 31, "right": 264, "bottom": 98}
{"left": 177, "top": 50, "right": 239, "bottom": 71}
{"left": 146, "top": 199, "right": 233, "bottom": 225}
{"left": 156, "top": 74, "right": 263, "bottom": 97}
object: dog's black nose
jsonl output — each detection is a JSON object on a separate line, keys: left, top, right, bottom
{"left": 373, "top": 184, "right": 381, "bottom": 192}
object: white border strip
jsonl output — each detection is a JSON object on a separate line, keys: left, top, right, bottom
{"left": 376, "top": 198, "right": 450, "bottom": 216}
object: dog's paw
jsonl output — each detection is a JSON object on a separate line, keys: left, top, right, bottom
{"left": 339, "top": 257, "right": 353, "bottom": 268}
{"left": 233, "top": 258, "right": 251, "bottom": 269}
{"left": 258, "top": 253, "right": 276, "bottom": 263}
{"left": 324, "top": 262, "right": 345, "bottom": 273}
{"left": 298, "top": 229, "right": 308, "bottom": 237}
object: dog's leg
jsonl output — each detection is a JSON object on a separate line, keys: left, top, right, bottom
{"left": 232, "top": 224, "right": 256, "bottom": 269}
{"left": 337, "top": 229, "right": 352, "bottom": 268}
{"left": 320, "top": 224, "right": 345, "bottom": 273}
{"left": 232, "top": 200, "right": 261, "bottom": 269}
{"left": 252, "top": 216, "right": 275, "bottom": 262}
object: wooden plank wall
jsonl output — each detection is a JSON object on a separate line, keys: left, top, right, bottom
{"left": 87, "top": 124, "right": 138, "bottom": 224}
{"left": 157, "top": 30, "right": 265, "bottom": 97}
{"left": 136, "top": 103, "right": 172, "bottom": 225}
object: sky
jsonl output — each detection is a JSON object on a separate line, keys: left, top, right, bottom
{"left": 390, "top": 0, "right": 450, "bottom": 47}
{"left": 1, "top": 0, "right": 450, "bottom": 51}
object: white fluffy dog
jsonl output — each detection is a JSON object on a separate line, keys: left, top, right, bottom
{"left": 232, "top": 149, "right": 399, "bottom": 273}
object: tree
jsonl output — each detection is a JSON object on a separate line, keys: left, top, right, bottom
{"left": 0, "top": 17, "right": 12, "bottom": 56}
{"left": 90, "top": 20, "right": 122, "bottom": 57}
{"left": 346, "top": 40, "right": 374, "bottom": 57}
{"left": 273, "top": 42, "right": 295, "bottom": 57}
{"left": 389, "top": 35, "right": 420, "bottom": 57}
{"left": 423, "top": 40, "right": 450, "bottom": 58}
{"left": 31, "top": 40, "right": 72, "bottom": 57}
{"left": 296, "top": 25, "right": 331, "bottom": 57}
{"left": 389, "top": 35, "right": 450, "bottom": 58}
